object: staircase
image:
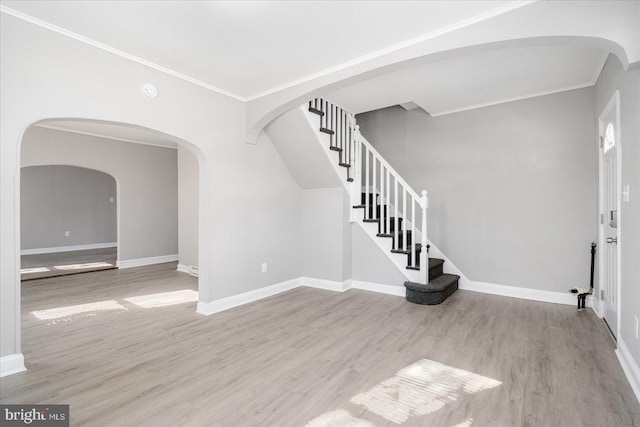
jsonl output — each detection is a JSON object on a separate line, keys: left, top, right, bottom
{"left": 306, "top": 98, "right": 459, "bottom": 305}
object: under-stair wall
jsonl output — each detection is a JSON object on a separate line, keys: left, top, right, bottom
{"left": 265, "top": 108, "right": 402, "bottom": 286}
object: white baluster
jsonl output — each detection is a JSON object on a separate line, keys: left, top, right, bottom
{"left": 394, "top": 178, "right": 398, "bottom": 249}
{"left": 411, "top": 197, "right": 416, "bottom": 268}
{"left": 365, "top": 146, "right": 370, "bottom": 220}
{"left": 402, "top": 187, "right": 407, "bottom": 252}
{"left": 420, "top": 190, "right": 429, "bottom": 284}
{"left": 372, "top": 155, "right": 377, "bottom": 219}
{"left": 349, "top": 131, "right": 359, "bottom": 223}
{"left": 386, "top": 168, "right": 390, "bottom": 235}
{"left": 378, "top": 159, "right": 385, "bottom": 227}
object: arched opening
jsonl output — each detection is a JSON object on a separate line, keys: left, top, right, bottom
{"left": 20, "top": 165, "right": 118, "bottom": 280}
{"left": 17, "top": 118, "right": 207, "bottom": 364}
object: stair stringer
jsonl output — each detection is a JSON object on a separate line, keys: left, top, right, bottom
{"left": 301, "top": 105, "right": 418, "bottom": 283}
{"left": 300, "top": 106, "right": 351, "bottom": 191}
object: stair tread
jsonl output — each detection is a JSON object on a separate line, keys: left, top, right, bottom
{"left": 338, "top": 163, "right": 351, "bottom": 168}
{"left": 308, "top": 107, "right": 324, "bottom": 116}
{"left": 376, "top": 233, "right": 393, "bottom": 238}
{"left": 363, "top": 218, "right": 380, "bottom": 223}
{"left": 404, "top": 274, "right": 460, "bottom": 293}
{"left": 330, "top": 146, "right": 342, "bottom": 152}
{"left": 320, "top": 128, "right": 335, "bottom": 135}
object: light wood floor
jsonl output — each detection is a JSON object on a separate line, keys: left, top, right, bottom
{"left": 2, "top": 263, "right": 639, "bottom": 426}
{"left": 21, "top": 247, "right": 117, "bottom": 281}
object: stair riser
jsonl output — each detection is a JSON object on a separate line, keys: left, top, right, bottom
{"left": 405, "top": 280, "right": 458, "bottom": 305}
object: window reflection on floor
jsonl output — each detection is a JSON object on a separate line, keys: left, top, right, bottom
{"left": 20, "top": 267, "right": 51, "bottom": 274}
{"left": 53, "top": 262, "right": 114, "bottom": 270}
{"left": 124, "top": 289, "right": 198, "bottom": 308}
{"left": 306, "top": 409, "right": 374, "bottom": 427}
{"left": 31, "top": 300, "right": 127, "bottom": 324}
{"left": 306, "top": 359, "right": 500, "bottom": 426}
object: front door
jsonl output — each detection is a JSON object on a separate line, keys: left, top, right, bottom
{"left": 599, "top": 91, "right": 620, "bottom": 338}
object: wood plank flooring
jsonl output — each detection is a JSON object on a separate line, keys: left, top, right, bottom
{"left": 1, "top": 263, "right": 639, "bottom": 426}
{"left": 21, "top": 248, "right": 117, "bottom": 281}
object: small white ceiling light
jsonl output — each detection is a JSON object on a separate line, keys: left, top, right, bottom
{"left": 141, "top": 83, "right": 159, "bottom": 99}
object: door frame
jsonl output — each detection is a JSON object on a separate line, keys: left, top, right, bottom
{"left": 597, "top": 90, "right": 622, "bottom": 341}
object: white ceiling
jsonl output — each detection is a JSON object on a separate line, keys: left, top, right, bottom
{"left": 325, "top": 45, "right": 608, "bottom": 116}
{"left": 2, "top": 0, "right": 520, "bottom": 99}
{"left": 37, "top": 120, "right": 178, "bottom": 149}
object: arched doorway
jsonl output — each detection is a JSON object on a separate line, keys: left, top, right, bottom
{"left": 17, "top": 118, "right": 207, "bottom": 352}
{"left": 20, "top": 165, "right": 119, "bottom": 280}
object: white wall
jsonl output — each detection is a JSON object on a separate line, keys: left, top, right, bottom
{"left": 178, "top": 146, "right": 199, "bottom": 269}
{"left": 22, "top": 127, "right": 177, "bottom": 260}
{"left": 357, "top": 87, "right": 598, "bottom": 293}
{"left": 0, "top": 14, "right": 303, "bottom": 360}
{"left": 21, "top": 165, "right": 117, "bottom": 250}
{"left": 595, "top": 55, "right": 640, "bottom": 370}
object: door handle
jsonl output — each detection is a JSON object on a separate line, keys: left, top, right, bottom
{"left": 606, "top": 237, "right": 618, "bottom": 244}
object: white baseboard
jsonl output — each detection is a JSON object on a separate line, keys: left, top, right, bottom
{"left": 0, "top": 353, "right": 26, "bottom": 377}
{"left": 302, "top": 277, "right": 352, "bottom": 292}
{"left": 351, "top": 280, "right": 405, "bottom": 297}
{"left": 21, "top": 242, "right": 117, "bottom": 255}
{"left": 616, "top": 339, "right": 640, "bottom": 404}
{"left": 462, "top": 280, "right": 594, "bottom": 307}
{"left": 117, "top": 254, "right": 178, "bottom": 269}
{"left": 196, "top": 277, "right": 301, "bottom": 316}
{"left": 177, "top": 264, "right": 199, "bottom": 277}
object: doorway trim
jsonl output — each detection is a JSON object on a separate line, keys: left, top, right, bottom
{"left": 597, "top": 89, "right": 622, "bottom": 342}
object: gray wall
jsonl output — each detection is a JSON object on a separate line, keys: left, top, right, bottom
{"left": 301, "top": 187, "right": 352, "bottom": 283}
{"left": 357, "top": 87, "right": 597, "bottom": 293}
{"left": 595, "top": 55, "right": 640, "bottom": 368}
{"left": 352, "top": 225, "right": 407, "bottom": 285}
{"left": 178, "top": 146, "right": 199, "bottom": 268}
{"left": 21, "top": 127, "right": 178, "bottom": 262}
{"left": 21, "top": 165, "right": 117, "bottom": 250}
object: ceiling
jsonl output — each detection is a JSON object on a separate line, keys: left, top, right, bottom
{"left": 2, "top": 0, "right": 521, "bottom": 99}
{"left": 1, "top": 1, "right": 620, "bottom": 116}
{"left": 37, "top": 120, "right": 178, "bottom": 149}
{"left": 325, "top": 45, "right": 608, "bottom": 116}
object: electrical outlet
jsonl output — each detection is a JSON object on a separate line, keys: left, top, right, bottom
{"left": 634, "top": 316, "right": 639, "bottom": 339}
{"left": 261, "top": 262, "right": 267, "bottom": 273}
{"left": 109, "top": 197, "right": 114, "bottom": 203}
{"left": 64, "top": 231, "right": 70, "bottom": 237}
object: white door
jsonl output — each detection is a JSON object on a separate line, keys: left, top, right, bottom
{"left": 599, "top": 91, "right": 620, "bottom": 338}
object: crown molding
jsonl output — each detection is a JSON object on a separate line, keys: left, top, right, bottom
{"left": 2, "top": 2, "right": 537, "bottom": 103}
{"left": 429, "top": 81, "right": 595, "bottom": 117}
{"left": 245, "top": 1, "right": 537, "bottom": 101}
{"left": 0, "top": 5, "right": 247, "bottom": 102}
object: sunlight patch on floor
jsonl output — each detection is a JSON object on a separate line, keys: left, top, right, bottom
{"left": 452, "top": 418, "right": 474, "bottom": 426}
{"left": 31, "top": 300, "right": 127, "bottom": 323}
{"left": 349, "top": 359, "right": 501, "bottom": 424}
{"left": 124, "top": 289, "right": 198, "bottom": 308}
{"left": 305, "top": 409, "right": 375, "bottom": 427}
{"left": 53, "top": 261, "right": 114, "bottom": 270}
{"left": 20, "top": 267, "right": 50, "bottom": 274}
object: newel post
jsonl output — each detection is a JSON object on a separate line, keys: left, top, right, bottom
{"left": 420, "top": 190, "right": 429, "bottom": 284}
